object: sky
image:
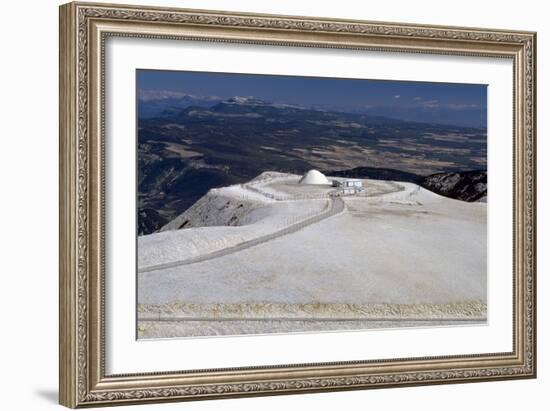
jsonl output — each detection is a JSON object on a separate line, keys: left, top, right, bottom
{"left": 137, "top": 69, "right": 487, "bottom": 128}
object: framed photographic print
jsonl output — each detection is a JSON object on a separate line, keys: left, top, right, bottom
{"left": 59, "top": 1, "right": 537, "bottom": 408}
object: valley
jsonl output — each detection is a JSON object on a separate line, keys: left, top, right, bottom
{"left": 137, "top": 96, "right": 487, "bottom": 234}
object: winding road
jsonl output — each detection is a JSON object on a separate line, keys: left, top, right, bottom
{"left": 138, "top": 196, "right": 345, "bottom": 273}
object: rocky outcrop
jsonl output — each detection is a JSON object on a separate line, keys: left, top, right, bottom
{"left": 160, "top": 190, "right": 260, "bottom": 231}
{"left": 419, "top": 170, "right": 487, "bottom": 202}
{"left": 138, "top": 208, "right": 168, "bottom": 236}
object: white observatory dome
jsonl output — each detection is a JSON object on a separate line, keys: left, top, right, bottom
{"left": 299, "top": 169, "right": 330, "bottom": 185}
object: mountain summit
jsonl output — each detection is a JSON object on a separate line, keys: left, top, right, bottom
{"left": 224, "top": 96, "right": 267, "bottom": 105}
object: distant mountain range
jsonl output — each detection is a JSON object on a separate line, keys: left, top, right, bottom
{"left": 138, "top": 92, "right": 486, "bottom": 128}
{"left": 137, "top": 95, "right": 487, "bottom": 234}
{"left": 324, "top": 167, "right": 421, "bottom": 183}
{"left": 138, "top": 93, "right": 222, "bottom": 118}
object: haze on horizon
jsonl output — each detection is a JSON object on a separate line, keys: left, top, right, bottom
{"left": 137, "top": 69, "right": 487, "bottom": 128}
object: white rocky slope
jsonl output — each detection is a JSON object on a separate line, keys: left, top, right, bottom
{"left": 137, "top": 173, "right": 487, "bottom": 338}
{"left": 138, "top": 173, "right": 330, "bottom": 268}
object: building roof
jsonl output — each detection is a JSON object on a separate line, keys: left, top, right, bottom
{"left": 299, "top": 169, "right": 330, "bottom": 185}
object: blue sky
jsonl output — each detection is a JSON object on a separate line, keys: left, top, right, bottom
{"left": 137, "top": 69, "right": 487, "bottom": 127}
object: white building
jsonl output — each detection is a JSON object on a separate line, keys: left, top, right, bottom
{"left": 333, "top": 178, "right": 364, "bottom": 195}
{"left": 342, "top": 179, "right": 363, "bottom": 188}
{"left": 299, "top": 169, "right": 331, "bottom": 185}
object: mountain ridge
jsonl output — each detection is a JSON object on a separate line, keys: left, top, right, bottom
{"left": 139, "top": 92, "right": 487, "bottom": 128}
{"left": 138, "top": 97, "right": 487, "bottom": 234}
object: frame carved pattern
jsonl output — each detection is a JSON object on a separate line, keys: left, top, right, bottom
{"left": 59, "top": 2, "right": 536, "bottom": 407}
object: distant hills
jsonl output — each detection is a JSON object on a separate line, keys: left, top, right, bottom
{"left": 138, "top": 92, "right": 223, "bottom": 118}
{"left": 139, "top": 91, "right": 486, "bottom": 128}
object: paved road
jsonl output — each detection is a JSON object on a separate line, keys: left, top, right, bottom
{"left": 139, "top": 197, "right": 345, "bottom": 273}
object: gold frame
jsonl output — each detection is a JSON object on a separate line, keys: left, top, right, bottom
{"left": 59, "top": 1, "right": 537, "bottom": 408}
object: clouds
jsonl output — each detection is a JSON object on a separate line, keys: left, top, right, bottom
{"left": 410, "top": 96, "right": 440, "bottom": 108}
{"left": 419, "top": 99, "right": 440, "bottom": 109}
{"left": 446, "top": 103, "right": 480, "bottom": 110}
{"left": 393, "top": 95, "right": 401, "bottom": 99}
{"left": 138, "top": 89, "right": 192, "bottom": 101}
{"left": 138, "top": 89, "right": 221, "bottom": 102}
{"left": 418, "top": 100, "right": 482, "bottom": 110}
{"left": 411, "top": 96, "right": 481, "bottom": 111}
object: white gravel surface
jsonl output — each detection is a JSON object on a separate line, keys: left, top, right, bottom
{"left": 137, "top": 176, "right": 487, "bottom": 337}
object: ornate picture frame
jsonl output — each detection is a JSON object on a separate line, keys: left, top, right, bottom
{"left": 59, "top": 1, "right": 536, "bottom": 408}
